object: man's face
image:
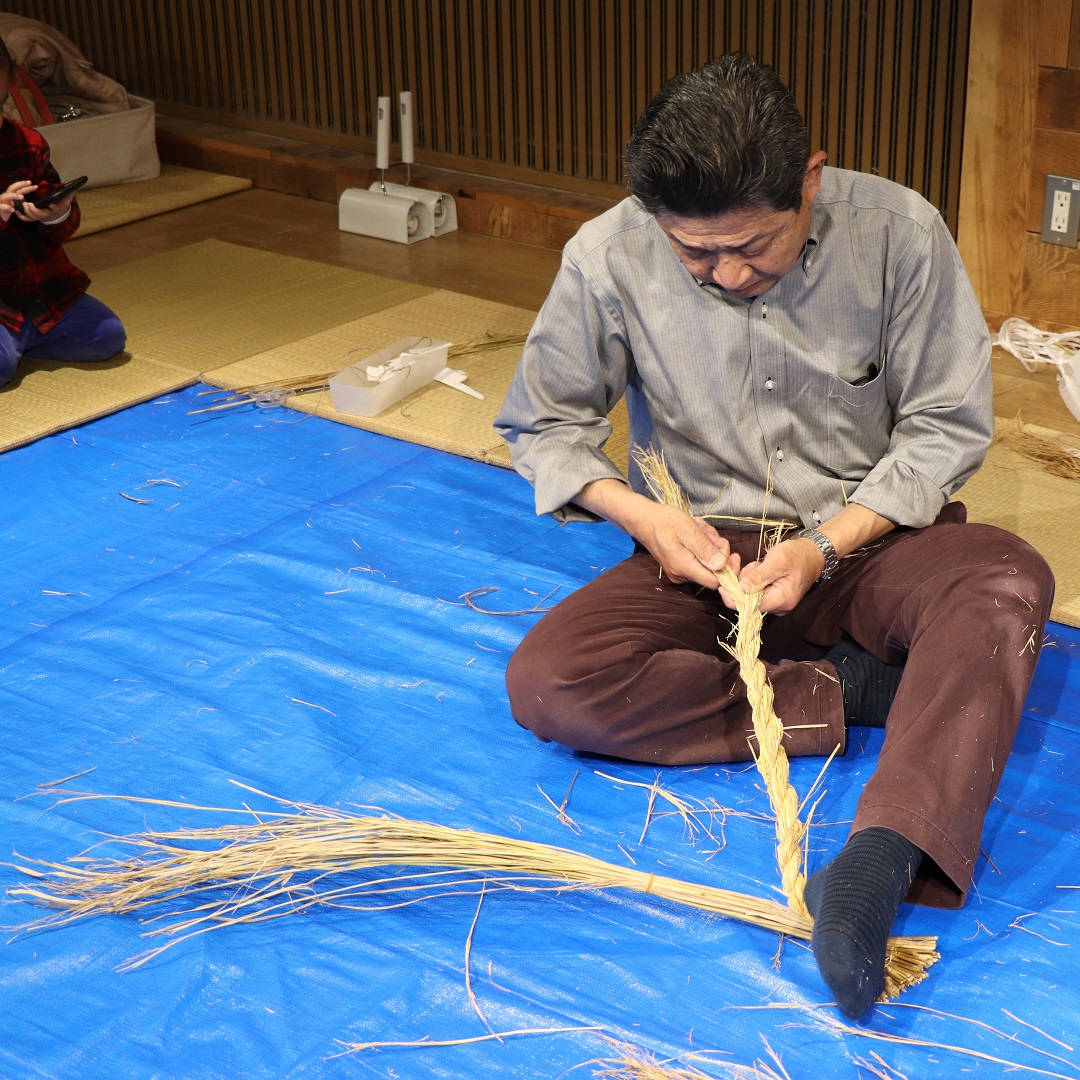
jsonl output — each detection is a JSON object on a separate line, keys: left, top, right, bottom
{"left": 655, "top": 151, "right": 827, "bottom": 299}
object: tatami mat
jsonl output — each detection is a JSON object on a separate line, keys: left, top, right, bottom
{"left": 0, "top": 352, "right": 195, "bottom": 452}
{"left": 89, "top": 239, "right": 434, "bottom": 372}
{"left": 957, "top": 418, "right": 1080, "bottom": 628}
{"left": 0, "top": 240, "right": 432, "bottom": 453}
{"left": 206, "top": 289, "right": 536, "bottom": 462}
{"left": 75, "top": 165, "right": 252, "bottom": 237}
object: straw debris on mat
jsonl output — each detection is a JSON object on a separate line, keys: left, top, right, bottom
{"left": 999, "top": 416, "right": 1080, "bottom": 480}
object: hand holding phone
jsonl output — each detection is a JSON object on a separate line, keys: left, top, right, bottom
{"left": 19, "top": 175, "right": 88, "bottom": 210}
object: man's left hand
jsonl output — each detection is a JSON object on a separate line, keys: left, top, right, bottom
{"left": 722, "top": 536, "right": 824, "bottom": 614}
{"left": 720, "top": 503, "right": 898, "bottom": 614}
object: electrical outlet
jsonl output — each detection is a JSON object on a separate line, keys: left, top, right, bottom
{"left": 1042, "top": 175, "right": 1080, "bottom": 247}
{"left": 1052, "top": 190, "right": 1072, "bottom": 234}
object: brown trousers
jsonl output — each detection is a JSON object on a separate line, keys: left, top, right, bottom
{"left": 506, "top": 504, "right": 1055, "bottom": 906}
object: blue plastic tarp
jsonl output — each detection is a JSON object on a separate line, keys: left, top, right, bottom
{"left": 1, "top": 387, "right": 1079, "bottom": 1079}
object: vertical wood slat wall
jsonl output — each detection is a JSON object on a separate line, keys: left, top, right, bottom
{"left": 8, "top": 0, "right": 970, "bottom": 230}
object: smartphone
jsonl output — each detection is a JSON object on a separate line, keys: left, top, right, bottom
{"left": 20, "top": 175, "right": 88, "bottom": 210}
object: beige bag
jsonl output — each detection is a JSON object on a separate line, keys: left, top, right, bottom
{"left": 0, "top": 14, "right": 129, "bottom": 113}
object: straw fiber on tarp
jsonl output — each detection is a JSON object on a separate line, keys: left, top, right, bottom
{"left": 956, "top": 417, "right": 1080, "bottom": 628}
{"left": 0, "top": 352, "right": 194, "bottom": 452}
{"left": 1, "top": 387, "right": 1080, "bottom": 1079}
{"left": 89, "top": 239, "right": 434, "bottom": 373}
{"left": 74, "top": 165, "right": 253, "bottom": 238}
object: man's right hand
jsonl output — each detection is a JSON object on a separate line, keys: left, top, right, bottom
{"left": 574, "top": 478, "right": 730, "bottom": 590}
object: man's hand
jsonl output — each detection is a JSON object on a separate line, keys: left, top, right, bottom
{"left": 574, "top": 478, "right": 730, "bottom": 590}
{"left": 730, "top": 536, "right": 824, "bottom": 614}
{"left": 634, "top": 504, "right": 731, "bottom": 589}
{"left": 731, "top": 503, "right": 898, "bottom": 614}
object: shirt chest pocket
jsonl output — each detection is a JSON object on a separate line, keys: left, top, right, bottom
{"left": 824, "top": 364, "right": 893, "bottom": 475}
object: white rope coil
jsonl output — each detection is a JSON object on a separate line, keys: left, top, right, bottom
{"left": 992, "top": 317, "right": 1080, "bottom": 423}
{"left": 992, "top": 317, "right": 1080, "bottom": 372}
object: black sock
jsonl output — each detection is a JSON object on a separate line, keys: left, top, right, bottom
{"left": 804, "top": 827, "right": 923, "bottom": 1020}
{"left": 824, "top": 637, "right": 905, "bottom": 727}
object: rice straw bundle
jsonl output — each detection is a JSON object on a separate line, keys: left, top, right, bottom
{"left": 631, "top": 446, "right": 938, "bottom": 994}
{"left": 5, "top": 788, "right": 935, "bottom": 995}
{"left": 1000, "top": 418, "right": 1080, "bottom": 480}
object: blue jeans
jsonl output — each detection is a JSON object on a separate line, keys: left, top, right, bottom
{"left": 0, "top": 293, "right": 126, "bottom": 387}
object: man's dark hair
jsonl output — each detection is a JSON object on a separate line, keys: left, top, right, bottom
{"left": 625, "top": 53, "right": 810, "bottom": 217}
{"left": 0, "top": 38, "right": 13, "bottom": 74}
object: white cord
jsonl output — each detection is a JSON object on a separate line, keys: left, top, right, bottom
{"left": 992, "top": 317, "right": 1080, "bottom": 423}
{"left": 992, "top": 317, "right": 1080, "bottom": 372}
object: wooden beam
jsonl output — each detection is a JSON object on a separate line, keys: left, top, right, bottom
{"left": 957, "top": 0, "right": 1038, "bottom": 315}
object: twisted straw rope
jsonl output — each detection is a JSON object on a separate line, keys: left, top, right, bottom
{"left": 634, "top": 447, "right": 809, "bottom": 912}
{"left": 634, "top": 448, "right": 938, "bottom": 993}
{"left": 714, "top": 563, "right": 809, "bottom": 917}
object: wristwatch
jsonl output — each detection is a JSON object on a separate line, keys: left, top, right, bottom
{"left": 797, "top": 527, "right": 839, "bottom": 583}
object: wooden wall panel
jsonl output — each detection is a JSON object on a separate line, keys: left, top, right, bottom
{"left": 4, "top": 0, "right": 971, "bottom": 229}
{"left": 1029, "top": 127, "right": 1080, "bottom": 233}
{"left": 1037, "top": 66, "right": 1080, "bottom": 128}
{"left": 1040, "top": 0, "right": 1073, "bottom": 67}
{"left": 957, "top": 0, "right": 1038, "bottom": 316}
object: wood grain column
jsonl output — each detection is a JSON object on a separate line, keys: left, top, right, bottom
{"left": 957, "top": 0, "right": 1038, "bottom": 318}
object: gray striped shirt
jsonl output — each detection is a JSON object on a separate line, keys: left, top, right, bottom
{"left": 495, "top": 167, "right": 992, "bottom": 529}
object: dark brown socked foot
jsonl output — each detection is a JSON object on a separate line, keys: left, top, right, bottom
{"left": 803, "top": 827, "right": 923, "bottom": 1020}
{"left": 824, "top": 637, "right": 905, "bottom": 728}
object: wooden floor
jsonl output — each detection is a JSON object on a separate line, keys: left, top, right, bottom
{"left": 67, "top": 186, "right": 1080, "bottom": 438}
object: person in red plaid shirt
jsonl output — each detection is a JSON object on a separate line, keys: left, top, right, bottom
{"left": 0, "top": 40, "right": 124, "bottom": 388}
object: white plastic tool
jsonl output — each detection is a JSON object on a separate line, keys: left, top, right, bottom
{"left": 369, "top": 181, "right": 457, "bottom": 237}
{"left": 434, "top": 367, "right": 484, "bottom": 399}
{"left": 338, "top": 187, "right": 432, "bottom": 244}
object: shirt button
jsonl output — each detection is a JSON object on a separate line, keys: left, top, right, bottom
{"left": 776, "top": 449, "right": 785, "bottom": 461}
{"left": 812, "top": 511, "right": 822, "bottom": 523}
{"left": 765, "top": 379, "right": 775, "bottom": 390}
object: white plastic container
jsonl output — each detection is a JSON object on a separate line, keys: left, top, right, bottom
{"left": 329, "top": 336, "right": 450, "bottom": 417}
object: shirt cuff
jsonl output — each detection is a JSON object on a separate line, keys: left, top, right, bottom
{"left": 42, "top": 207, "right": 73, "bottom": 226}
{"left": 851, "top": 460, "right": 946, "bottom": 528}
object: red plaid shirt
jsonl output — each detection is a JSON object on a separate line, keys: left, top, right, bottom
{"left": 0, "top": 117, "right": 88, "bottom": 334}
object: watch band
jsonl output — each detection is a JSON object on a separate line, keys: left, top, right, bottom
{"left": 797, "top": 527, "right": 839, "bottom": 583}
